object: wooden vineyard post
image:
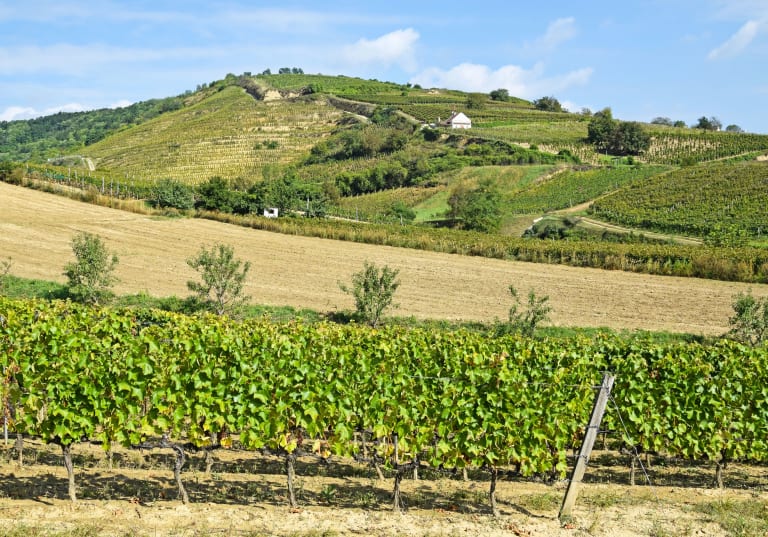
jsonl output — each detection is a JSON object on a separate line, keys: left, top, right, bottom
{"left": 559, "top": 372, "right": 615, "bottom": 521}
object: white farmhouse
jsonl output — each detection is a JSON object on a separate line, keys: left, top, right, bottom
{"left": 442, "top": 111, "right": 472, "bottom": 129}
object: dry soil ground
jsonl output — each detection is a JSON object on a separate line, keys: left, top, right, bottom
{"left": 1, "top": 440, "right": 766, "bottom": 537}
{"left": 2, "top": 182, "right": 767, "bottom": 335}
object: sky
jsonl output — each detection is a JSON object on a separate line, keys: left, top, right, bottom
{"left": 1, "top": 1, "right": 767, "bottom": 133}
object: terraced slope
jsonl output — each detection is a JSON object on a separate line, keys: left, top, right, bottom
{"left": 85, "top": 86, "right": 344, "bottom": 184}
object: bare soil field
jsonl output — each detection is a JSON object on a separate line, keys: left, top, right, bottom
{"left": 1, "top": 440, "right": 766, "bottom": 537}
{"left": 2, "top": 182, "right": 767, "bottom": 335}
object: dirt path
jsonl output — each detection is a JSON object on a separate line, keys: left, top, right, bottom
{"left": 555, "top": 200, "right": 703, "bottom": 246}
{"left": 2, "top": 182, "right": 767, "bottom": 335}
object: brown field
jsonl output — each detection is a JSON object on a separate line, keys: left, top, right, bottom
{"left": 2, "top": 182, "right": 767, "bottom": 335}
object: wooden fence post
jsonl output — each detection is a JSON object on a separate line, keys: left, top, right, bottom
{"left": 559, "top": 372, "right": 615, "bottom": 521}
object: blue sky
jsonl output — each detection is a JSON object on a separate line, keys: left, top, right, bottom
{"left": 1, "top": 1, "right": 767, "bottom": 132}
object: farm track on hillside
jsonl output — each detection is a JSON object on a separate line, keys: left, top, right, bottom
{"left": 2, "top": 182, "right": 767, "bottom": 335}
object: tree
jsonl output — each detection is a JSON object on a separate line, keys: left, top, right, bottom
{"left": 385, "top": 201, "right": 416, "bottom": 223}
{"left": 728, "top": 291, "right": 768, "bottom": 346}
{"left": 725, "top": 124, "right": 744, "bottom": 133}
{"left": 489, "top": 88, "right": 509, "bottom": 102}
{"left": 533, "top": 96, "right": 563, "bottom": 112}
{"left": 587, "top": 108, "right": 616, "bottom": 151}
{"left": 650, "top": 117, "right": 673, "bottom": 126}
{"left": 466, "top": 93, "right": 486, "bottom": 110}
{"left": 196, "top": 177, "right": 235, "bottom": 213}
{"left": 495, "top": 285, "right": 552, "bottom": 338}
{"left": 610, "top": 121, "right": 651, "bottom": 155}
{"left": 447, "top": 179, "right": 503, "bottom": 233}
{"left": 673, "top": 120, "right": 687, "bottom": 128}
{"left": 63, "top": 232, "right": 119, "bottom": 305}
{"left": 694, "top": 116, "right": 722, "bottom": 131}
{"left": 187, "top": 243, "right": 251, "bottom": 316}
{"left": 587, "top": 109, "right": 649, "bottom": 155}
{"left": 153, "top": 179, "right": 195, "bottom": 210}
{"left": 339, "top": 261, "right": 400, "bottom": 328}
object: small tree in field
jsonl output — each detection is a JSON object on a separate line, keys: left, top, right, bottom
{"left": 729, "top": 291, "right": 768, "bottom": 346}
{"left": 187, "top": 243, "right": 251, "bottom": 316}
{"left": 64, "top": 232, "right": 119, "bottom": 305}
{"left": 0, "top": 257, "right": 12, "bottom": 295}
{"left": 339, "top": 261, "right": 400, "bottom": 328}
{"left": 495, "top": 285, "right": 552, "bottom": 337}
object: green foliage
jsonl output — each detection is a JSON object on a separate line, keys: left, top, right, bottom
{"left": 63, "top": 232, "right": 119, "bottom": 305}
{"left": 533, "top": 96, "right": 563, "bottom": 112}
{"left": 186, "top": 243, "right": 251, "bottom": 316}
{"left": 729, "top": 291, "right": 768, "bottom": 346}
{"left": 495, "top": 285, "right": 552, "bottom": 337}
{"left": 153, "top": 178, "right": 195, "bottom": 210}
{"left": 466, "top": 93, "right": 486, "bottom": 110}
{"left": 587, "top": 108, "right": 616, "bottom": 151}
{"left": 587, "top": 109, "right": 650, "bottom": 155}
{"left": 385, "top": 201, "right": 416, "bottom": 223}
{"left": 0, "top": 96, "right": 183, "bottom": 162}
{"left": 196, "top": 177, "right": 235, "bottom": 212}
{"left": 339, "top": 261, "right": 400, "bottom": 327}
{"left": 448, "top": 179, "right": 503, "bottom": 232}
{"left": 694, "top": 116, "right": 722, "bottom": 131}
{"left": 489, "top": 88, "right": 510, "bottom": 102}
{"left": 4, "top": 295, "right": 768, "bottom": 494}
{"left": 610, "top": 121, "right": 651, "bottom": 155}
{"left": 0, "top": 257, "right": 12, "bottom": 295}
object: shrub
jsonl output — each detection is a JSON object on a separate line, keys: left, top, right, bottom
{"left": 187, "top": 243, "right": 251, "bottom": 317}
{"left": 63, "top": 232, "right": 119, "bottom": 305}
{"left": 495, "top": 285, "right": 552, "bottom": 337}
{"left": 153, "top": 179, "right": 195, "bottom": 210}
{"left": 339, "top": 261, "right": 400, "bottom": 328}
{"left": 729, "top": 291, "right": 768, "bottom": 346}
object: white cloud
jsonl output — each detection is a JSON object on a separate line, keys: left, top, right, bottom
{"left": 708, "top": 20, "right": 762, "bottom": 59}
{"left": 342, "top": 28, "right": 419, "bottom": 71}
{"left": 526, "top": 17, "right": 577, "bottom": 53}
{"left": 0, "top": 102, "right": 86, "bottom": 121}
{"left": 110, "top": 100, "right": 134, "bottom": 109}
{"left": 409, "top": 62, "right": 592, "bottom": 99}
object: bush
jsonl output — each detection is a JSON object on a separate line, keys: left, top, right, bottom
{"left": 339, "top": 261, "right": 400, "bottom": 328}
{"left": 729, "top": 291, "right": 768, "bottom": 346}
{"left": 187, "top": 243, "right": 251, "bottom": 317}
{"left": 495, "top": 285, "right": 552, "bottom": 337}
{"left": 63, "top": 232, "right": 119, "bottom": 305}
{"left": 153, "top": 179, "right": 195, "bottom": 210}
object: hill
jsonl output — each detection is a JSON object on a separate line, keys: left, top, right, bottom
{"left": 4, "top": 72, "right": 768, "bottom": 251}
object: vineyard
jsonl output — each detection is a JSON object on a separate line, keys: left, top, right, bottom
{"left": 505, "top": 165, "right": 671, "bottom": 214}
{"left": 591, "top": 161, "right": 768, "bottom": 238}
{"left": 84, "top": 87, "right": 344, "bottom": 184}
{"left": 2, "top": 297, "right": 768, "bottom": 512}
{"left": 645, "top": 129, "right": 768, "bottom": 164}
